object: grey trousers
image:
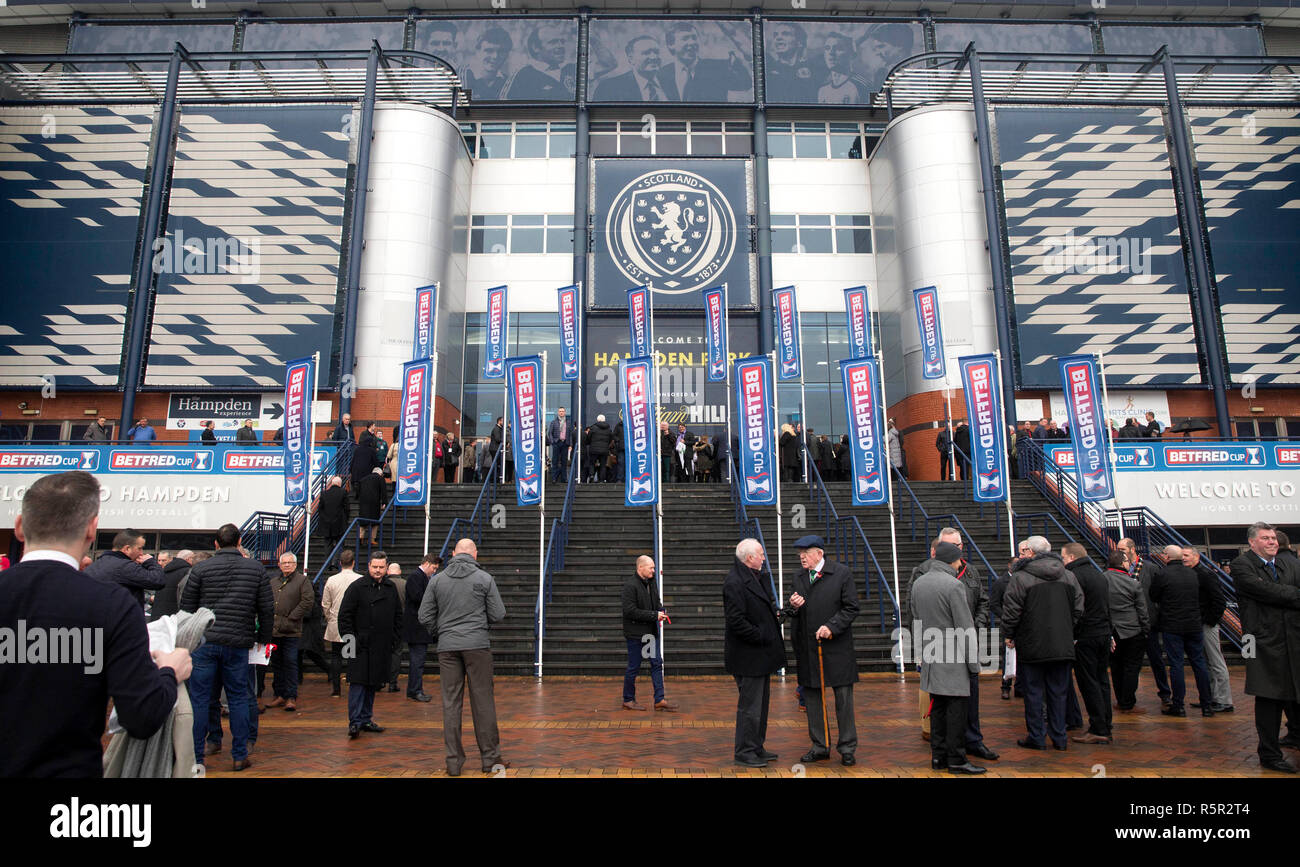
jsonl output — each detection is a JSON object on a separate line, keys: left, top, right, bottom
{"left": 438, "top": 648, "right": 502, "bottom": 773}
{"left": 1202, "top": 624, "right": 1233, "bottom": 707}
{"left": 804, "top": 684, "right": 858, "bottom": 756}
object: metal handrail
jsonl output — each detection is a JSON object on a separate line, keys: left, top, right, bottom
{"left": 239, "top": 447, "right": 343, "bottom": 564}
{"left": 310, "top": 493, "right": 402, "bottom": 591}
{"left": 804, "top": 459, "right": 899, "bottom": 631}
{"left": 535, "top": 454, "right": 580, "bottom": 673}
{"left": 438, "top": 448, "right": 502, "bottom": 560}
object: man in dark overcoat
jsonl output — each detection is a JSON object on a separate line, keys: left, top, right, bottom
{"left": 1231, "top": 522, "right": 1300, "bottom": 773}
{"left": 783, "top": 534, "right": 860, "bottom": 765}
{"left": 723, "top": 538, "right": 786, "bottom": 767}
{"left": 404, "top": 554, "right": 440, "bottom": 702}
{"left": 337, "top": 550, "right": 402, "bottom": 739}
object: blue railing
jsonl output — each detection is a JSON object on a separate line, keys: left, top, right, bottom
{"left": 727, "top": 454, "right": 779, "bottom": 601}
{"left": 310, "top": 494, "right": 402, "bottom": 591}
{"left": 804, "top": 459, "right": 900, "bottom": 632}
{"left": 239, "top": 447, "right": 343, "bottom": 564}
{"left": 535, "top": 453, "right": 579, "bottom": 675}
{"left": 1017, "top": 438, "right": 1241, "bottom": 648}
{"left": 438, "top": 448, "right": 502, "bottom": 560}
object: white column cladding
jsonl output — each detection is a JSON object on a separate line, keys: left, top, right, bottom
{"left": 355, "top": 104, "right": 470, "bottom": 391}
{"left": 870, "top": 104, "right": 997, "bottom": 401}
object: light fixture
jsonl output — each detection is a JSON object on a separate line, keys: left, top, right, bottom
{"left": 1250, "top": 407, "right": 1265, "bottom": 413}
{"left": 22, "top": 409, "right": 38, "bottom": 416}
{"left": 84, "top": 408, "right": 98, "bottom": 416}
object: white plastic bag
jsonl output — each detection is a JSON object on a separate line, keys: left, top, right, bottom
{"left": 106, "top": 615, "right": 179, "bottom": 735}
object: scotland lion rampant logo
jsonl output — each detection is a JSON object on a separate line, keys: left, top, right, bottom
{"left": 606, "top": 170, "right": 737, "bottom": 294}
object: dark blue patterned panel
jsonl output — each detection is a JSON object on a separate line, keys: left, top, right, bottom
{"left": 1100, "top": 24, "right": 1264, "bottom": 57}
{"left": 1191, "top": 108, "right": 1300, "bottom": 386}
{"left": 144, "top": 106, "right": 350, "bottom": 389}
{"left": 68, "top": 22, "right": 236, "bottom": 69}
{"left": 0, "top": 106, "right": 154, "bottom": 388}
{"left": 935, "top": 21, "right": 1094, "bottom": 69}
{"left": 763, "top": 20, "right": 924, "bottom": 105}
{"left": 240, "top": 20, "right": 406, "bottom": 68}
{"left": 996, "top": 107, "right": 1202, "bottom": 388}
{"left": 413, "top": 18, "right": 578, "bottom": 101}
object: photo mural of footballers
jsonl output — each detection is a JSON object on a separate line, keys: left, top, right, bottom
{"left": 763, "top": 20, "right": 924, "bottom": 105}
{"left": 413, "top": 18, "right": 579, "bottom": 101}
{"left": 587, "top": 19, "right": 754, "bottom": 103}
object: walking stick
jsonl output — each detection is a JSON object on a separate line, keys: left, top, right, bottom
{"left": 816, "top": 638, "right": 831, "bottom": 755}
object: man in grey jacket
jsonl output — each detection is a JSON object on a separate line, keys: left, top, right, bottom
{"left": 418, "top": 538, "right": 507, "bottom": 776}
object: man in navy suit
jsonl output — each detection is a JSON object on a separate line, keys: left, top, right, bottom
{"left": 659, "top": 22, "right": 750, "bottom": 101}
{"left": 595, "top": 35, "right": 668, "bottom": 102}
{"left": 0, "top": 471, "right": 190, "bottom": 777}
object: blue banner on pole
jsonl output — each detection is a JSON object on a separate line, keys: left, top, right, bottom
{"left": 912, "top": 286, "right": 946, "bottom": 380}
{"left": 840, "top": 357, "right": 889, "bottom": 506}
{"left": 507, "top": 355, "right": 544, "bottom": 506}
{"left": 620, "top": 355, "right": 660, "bottom": 507}
{"left": 734, "top": 355, "right": 777, "bottom": 506}
{"left": 703, "top": 285, "right": 728, "bottom": 383}
{"left": 773, "top": 286, "right": 801, "bottom": 380}
{"left": 484, "top": 285, "right": 508, "bottom": 379}
{"left": 844, "top": 286, "right": 872, "bottom": 360}
{"left": 627, "top": 285, "right": 653, "bottom": 359}
{"left": 1058, "top": 354, "right": 1115, "bottom": 502}
{"left": 412, "top": 284, "right": 436, "bottom": 362}
{"left": 958, "top": 354, "right": 1008, "bottom": 503}
{"left": 394, "top": 359, "right": 432, "bottom": 506}
{"left": 558, "top": 284, "right": 581, "bottom": 382}
{"left": 282, "top": 355, "right": 313, "bottom": 506}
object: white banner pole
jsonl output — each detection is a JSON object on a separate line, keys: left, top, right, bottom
{"left": 536, "top": 351, "right": 548, "bottom": 679}
{"left": 874, "top": 350, "right": 904, "bottom": 677}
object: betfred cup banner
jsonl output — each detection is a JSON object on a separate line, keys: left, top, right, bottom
{"left": 912, "top": 286, "right": 946, "bottom": 380}
{"left": 394, "top": 360, "right": 432, "bottom": 506}
{"left": 840, "top": 357, "right": 889, "bottom": 507}
{"left": 774, "top": 286, "right": 801, "bottom": 380}
{"left": 734, "top": 356, "right": 777, "bottom": 506}
{"left": 413, "top": 284, "right": 436, "bottom": 362}
{"left": 484, "top": 285, "right": 508, "bottom": 379}
{"left": 507, "top": 355, "right": 544, "bottom": 506}
{"left": 703, "top": 285, "right": 728, "bottom": 382}
{"left": 958, "top": 354, "right": 1008, "bottom": 502}
{"left": 557, "top": 284, "right": 581, "bottom": 381}
{"left": 844, "top": 286, "right": 872, "bottom": 360}
{"left": 1058, "top": 354, "right": 1115, "bottom": 502}
{"left": 620, "top": 356, "right": 660, "bottom": 507}
{"left": 627, "top": 285, "right": 653, "bottom": 358}
{"left": 281, "top": 355, "right": 314, "bottom": 506}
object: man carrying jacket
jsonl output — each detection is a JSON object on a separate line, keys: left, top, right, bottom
{"left": 784, "top": 535, "right": 860, "bottom": 766}
{"left": 180, "top": 523, "right": 274, "bottom": 771}
{"left": 84, "top": 529, "right": 166, "bottom": 612}
{"left": 1149, "top": 544, "right": 1222, "bottom": 718}
{"left": 266, "top": 552, "right": 314, "bottom": 713}
{"left": 418, "top": 538, "right": 507, "bottom": 776}
{"left": 1062, "top": 543, "right": 1114, "bottom": 744}
{"left": 621, "top": 555, "right": 678, "bottom": 712}
{"left": 724, "top": 538, "right": 786, "bottom": 767}
{"left": 1001, "top": 536, "right": 1084, "bottom": 751}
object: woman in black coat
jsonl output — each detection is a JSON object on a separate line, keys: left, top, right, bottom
{"left": 356, "top": 469, "right": 384, "bottom": 545}
{"left": 779, "top": 425, "right": 799, "bottom": 483}
{"left": 442, "top": 433, "right": 462, "bottom": 484}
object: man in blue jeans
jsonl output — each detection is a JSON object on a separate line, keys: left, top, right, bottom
{"left": 180, "top": 523, "right": 275, "bottom": 771}
{"left": 1149, "top": 544, "right": 1221, "bottom": 717}
{"left": 621, "top": 556, "right": 679, "bottom": 712}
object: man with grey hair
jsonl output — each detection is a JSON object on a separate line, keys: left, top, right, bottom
{"left": 1230, "top": 522, "right": 1300, "bottom": 772}
{"left": 622, "top": 555, "right": 677, "bottom": 711}
{"left": 1179, "top": 547, "right": 1233, "bottom": 714}
{"left": 149, "top": 549, "right": 195, "bottom": 622}
{"left": 1002, "top": 535, "right": 1084, "bottom": 750}
{"left": 0, "top": 471, "right": 190, "bottom": 777}
{"left": 318, "top": 474, "right": 349, "bottom": 561}
{"left": 266, "top": 551, "right": 314, "bottom": 713}
{"left": 724, "top": 539, "right": 786, "bottom": 766}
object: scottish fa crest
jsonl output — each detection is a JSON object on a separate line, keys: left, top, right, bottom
{"left": 606, "top": 170, "right": 737, "bottom": 294}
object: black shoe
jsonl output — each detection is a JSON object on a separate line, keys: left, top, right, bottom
{"left": 931, "top": 758, "right": 949, "bottom": 770}
{"left": 1052, "top": 742, "right": 1068, "bottom": 752}
{"left": 1261, "top": 758, "right": 1297, "bottom": 774}
{"left": 947, "top": 762, "right": 987, "bottom": 775}
{"left": 1000, "top": 687, "right": 1011, "bottom": 700}
{"left": 1201, "top": 707, "right": 1216, "bottom": 718}
{"left": 386, "top": 683, "right": 400, "bottom": 693}
{"left": 968, "top": 744, "right": 1000, "bottom": 761}
{"left": 1162, "top": 706, "right": 1187, "bottom": 717}
{"left": 840, "top": 753, "right": 856, "bottom": 767}
{"left": 360, "top": 722, "right": 385, "bottom": 733}
{"left": 347, "top": 725, "right": 359, "bottom": 739}
{"left": 800, "top": 750, "right": 831, "bottom": 763}
{"left": 1212, "top": 703, "right": 1235, "bottom": 714}
{"left": 759, "top": 751, "right": 778, "bottom": 762}
{"left": 330, "top": 689, "right": 341, "bottom": 698}
{"left": 1016, "top": 737, "right": 1045, "bottom": 750}
{"left": 446, "top": 766, "right": 462, "bottom": 777}
{"left": 408, "top": 692, "right": 432, "bottom": 702}
{"left": 1279, "top": 735, "right": 1300, "bottom": 749}
{"left": 734, "top": 755, "right": 767, "bottom": 768}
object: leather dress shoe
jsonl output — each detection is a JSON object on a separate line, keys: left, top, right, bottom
{"left": 800, "top": 750, "right": 831, "bottom": 763}
{"left": 1260, "top": 758, "right": 1297, "bottom": 774}
{"left": 386, "top": 683, "right": 400, "bottom": 693}
{"left": 920, "top": 731, "right": 931, "bottom": 742}
{"left": 931, "top": 758, "right": 948, "bottom": 770}
{"left": 1052, "top": 742, "right": 1068, "bottom": 751}
{"left": 1278, "top": 735, "right": 1300, "bottom": 749}
{"left": 408, "top": 692, "right": 432, "bottom": 702}
{"left": 1072, "top": 732, "right": 1112, "bottom": 745}
{"left": 1201, "top": 707, "right": 1216, "bottom": 717}
{"left": 840, "top": 753, "right": 856, "bottom": 767}
{"left": 968, "top": 744, "right": 1000, "bottom": 761}
{"left": 622, "top": 700, "right": 646, "bottom": 710}
{"left": 232, "top": 758, "right": 253, "bottom": 772}
{"left": 283, "top": 700, "right": 296, "bottom": 712}
{"left": 1000, "top": 686, "right": 1011, "bottom": 700}
{"left": 1016, "top": 737, "right": 1045, "bottom": 750}
{"left": 1213, "top": 703, "right": 1235, "bottom": 713}
{"left": 759, "top": 751, "right": 778, "bottom": 762}
{"left": 347, "top": 725, "right": 359, "bottom": 739}
{"left": 654, "top": 699, "right": 679, "bottom": 712}
{"left": 1162, "top": 706, "right": 1187, "bottom": 717}
{"left": 947, "top": 762, "right": 987, "bottom": 775}
{"left": 734, "top": 755, "right": 767, "bottom": 767}
{"left": 360, "top": 722, "right": 385, "bottom": 733}
{"left": 446, "top": 766, "right": 462, "bottom": 777}
{"left": 264, "top": 696, "right": 286, "bottom": 709}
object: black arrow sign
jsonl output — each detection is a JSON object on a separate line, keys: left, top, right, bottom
{"left": 262, "top": 402, "right": 284, "bottom": 421}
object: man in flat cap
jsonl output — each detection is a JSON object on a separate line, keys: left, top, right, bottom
{"left": 783, "top": 534, "right": 861, "bottom": 766}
